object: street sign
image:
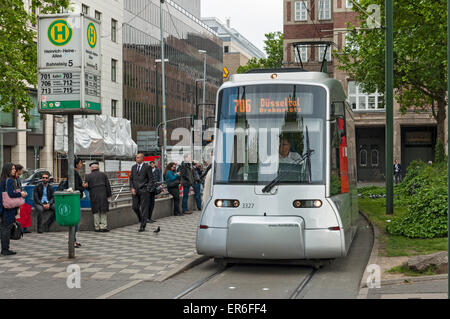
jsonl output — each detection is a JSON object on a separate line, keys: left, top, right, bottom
{"left": 38, "top": 14, "right": 101, "bottom": 114}
{"left": 223, "top": 66, "right": 229, "bottom": 79}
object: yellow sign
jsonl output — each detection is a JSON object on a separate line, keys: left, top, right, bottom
{"left": 48, "top": 20, "right": 73, "bottom": 46}
{"left": 223, "top": 67, "right": 229, "bottom": 79}
{"left": 87, "top": 23, "right": 97, "bottom": 48}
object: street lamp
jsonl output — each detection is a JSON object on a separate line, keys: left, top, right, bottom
{"left": 198, "top": 50, "right": 207, "bottom": 126}
{"left": 155, "top": 58, "right": 169, "bottom": 149}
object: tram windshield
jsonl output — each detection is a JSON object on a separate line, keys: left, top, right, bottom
{"left": 215, "top": 84, "right": 327, "bottom": 185}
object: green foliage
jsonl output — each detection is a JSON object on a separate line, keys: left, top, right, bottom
{"left": 237, "top": 32, "right": 283, "bottom": 74}
{"left": 386, "top": 161, "right": 448, "bottom": 239}
{"left": 387, "top": 264, "right": 440, "bottom": 276}
{"left": 0, "top": 0, "right": 70, "bottom": 121}
{"left": 358, "top": 185, "right": 386, "bottom": 197}
{"left": 336, "top": 0, "right": 448, "bottom": 143}
{"left": 330, "top": 174, "right": 341, "bottom": 196}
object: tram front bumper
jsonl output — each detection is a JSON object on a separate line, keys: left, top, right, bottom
{"left": 226, "top": 216, "right": 305, "bottom": 259}
{"left": 197, "top": 217, "right": 343, "bottom": 260}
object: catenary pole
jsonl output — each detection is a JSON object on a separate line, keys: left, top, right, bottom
{"left": 385, "top": 0, "right": 394, "bottom": 215}
{"left": 160, "top": 0, "right": 167, "bottom": 175}
{"left": 447, "top": 0, "right": 450, "bottom": 300}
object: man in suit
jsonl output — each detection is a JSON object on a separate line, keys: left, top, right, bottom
{"left": 34, "top": 173, "right": 55, "bottom": 233}
{"left": 147, "top": 161, "right": 160, "bottom": 224}
{"left": 84, "top": 162, "right": 112, "bottom": 232}
{"left": 180, "top": 153, "right": 194, "bottom": 215}
{"left": 130, "top": 153, "right": 155, "bottom": 232}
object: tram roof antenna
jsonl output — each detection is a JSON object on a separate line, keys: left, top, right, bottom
{"left": 292, "top": 41, "right": 336, "bottom": 73}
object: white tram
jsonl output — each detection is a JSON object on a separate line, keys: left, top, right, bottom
{"left": 196, "top": 69, "right": 358, "bottom": 261}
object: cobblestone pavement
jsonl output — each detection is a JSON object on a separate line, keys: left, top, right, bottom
{"left": 0, "top": 211, "right": 202, "bottom": 285}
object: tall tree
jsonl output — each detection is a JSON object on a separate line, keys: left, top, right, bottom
{"left": 237, "top": 31, "right": 284, "bottom": 73}
{"left": 0, "top": 0, "right": 70, "bottom": 121}
{"left": 336, "top": 0, "right": 447, "bottom": 148}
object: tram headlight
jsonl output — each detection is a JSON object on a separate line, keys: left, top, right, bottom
{"left": 215, "top": 199, "right": 240, "bottom": 208}
{"left": 293, "top": 200, "right": 323, "bottom": 208}
{"left": 313, "top": 200, "right": 323, "bottom": 208}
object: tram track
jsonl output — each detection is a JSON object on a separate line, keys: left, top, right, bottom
{"left": 173, "top": 260, "right": 319, "bottom": 299}
{"left": 289, "top": 268, "right": 317, "bottom": 299}
{"left": 173, "top": 264, "right": 231, "bottom": 299}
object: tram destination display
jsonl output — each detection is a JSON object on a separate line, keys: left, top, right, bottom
{"left": 38, "top": 14, "right": 101, "bottom": 114}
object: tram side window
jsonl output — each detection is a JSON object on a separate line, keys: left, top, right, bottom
{"left": 330, "top": 102, "right": 350, "bottom": 196}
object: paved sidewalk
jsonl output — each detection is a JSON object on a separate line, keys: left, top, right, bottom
{"left": 0, "top": 211, "right": 203, "bottom": 298}
{"left": 364, "top": 276, "right": 448, "bottom": 299}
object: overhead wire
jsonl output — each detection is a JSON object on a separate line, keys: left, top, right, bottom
{"left": 101, "top": 0, "right": 153, "bottom": 39}
{"left": 165, "top": 1, "right": 183, "bottom": 40}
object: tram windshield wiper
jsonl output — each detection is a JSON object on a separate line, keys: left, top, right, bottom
{"left": 262, "top": 127, "right": 314, "bottom": 193}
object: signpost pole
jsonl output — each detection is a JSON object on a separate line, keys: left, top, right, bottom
{"left": 68, "top": 114, "right": 75, "bottom": 259}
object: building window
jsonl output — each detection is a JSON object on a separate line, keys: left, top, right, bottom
{"left": 111, "top": 19, "right": 117, "bottom": 43}
{"left": 27, "top": 92, "right": 44, "bottom": 134}
{"left": 345, "top": 32, "right": 359, "bottom": 51}
{"left": 318, "top": 45, "right": 332, "bottom": 62}
{"left": 348, "top": 81, "right": 384, "bottom": 111}
{"left": 318, "top": 0, "right": 331, "bottom": 20}
{"left": 295, "top": 1, "right": 308, "bottom": 21}
{"left": 111, "top": 59, "right": 117, "bottom": 82}
{"left": 111, "top": 99, "right": 117, "bottom": 117}
{"left": 0, "top": 111, "right": 15, "bottom": 127}
{"left": 346, "top": 0, "right": 358, "bottom": 9}
{"left": 294, "top": 45, "right": 308, "bottom": 63}
{"left": 371, "top": 149, "right": 379, "bottom": 167}
{"left": 224, "top": 46, "right": 229, "bottom": 53}
{"left": 95, "top": 10, "right": 102, "bottom": 21}
{"left": 360, "top": 149, "right": 368, "bottom": 167}
{"left": 82, "top": 4, "right": 89, "bottom": 15}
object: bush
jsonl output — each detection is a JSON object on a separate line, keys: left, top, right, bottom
{"left": 386, "top": 161, "right": 448, "bottom": 238}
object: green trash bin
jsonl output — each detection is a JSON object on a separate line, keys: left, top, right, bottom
{"left": 54, "top": 191, "right": 81, "bottom": 226}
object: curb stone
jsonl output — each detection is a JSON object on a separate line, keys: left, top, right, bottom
{"left": 357, "top": 210, "right": 379, "bottom": 298}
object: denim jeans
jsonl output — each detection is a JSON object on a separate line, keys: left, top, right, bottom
{"left": 193, "top": 183, "right": 202, "bottom": 210}
{"left": 182, "top": 184, "right": 191, "bottom": 213}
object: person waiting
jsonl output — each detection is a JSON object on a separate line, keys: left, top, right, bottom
{"left": 34, "top": 173, "right": 55, "bottom": 233}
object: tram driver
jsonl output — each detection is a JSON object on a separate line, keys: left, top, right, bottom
{"left": 279, "top": 138, "right": 302, "bottom": 164}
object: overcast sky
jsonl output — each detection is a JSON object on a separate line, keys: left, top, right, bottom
{"left": 201, "top": 0, "right": 283, "bottom": 56}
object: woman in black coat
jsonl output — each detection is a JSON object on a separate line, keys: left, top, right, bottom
{"left": 0, "top": 163, "right": 27, "bottom": 256}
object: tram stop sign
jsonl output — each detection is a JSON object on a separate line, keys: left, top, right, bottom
{"left": 38, "top": 14, "right": 102, "bottom": 115}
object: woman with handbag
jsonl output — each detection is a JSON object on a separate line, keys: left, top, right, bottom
{"left": 0, "top": 163, "right": 27, "bottom": 256}
{"left": 164, "top": 162, "right": 182, "bottom": 216}
{"left": 15, "top": 164, "right": 31, "bottom": 234}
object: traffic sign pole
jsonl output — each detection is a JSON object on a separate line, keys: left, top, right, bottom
{"left": 68, "top": 114, "right": 75, "bottom": 259}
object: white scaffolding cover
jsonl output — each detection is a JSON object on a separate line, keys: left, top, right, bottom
{"left": 54, "top": 115, "right": 138, "bottom": 157}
